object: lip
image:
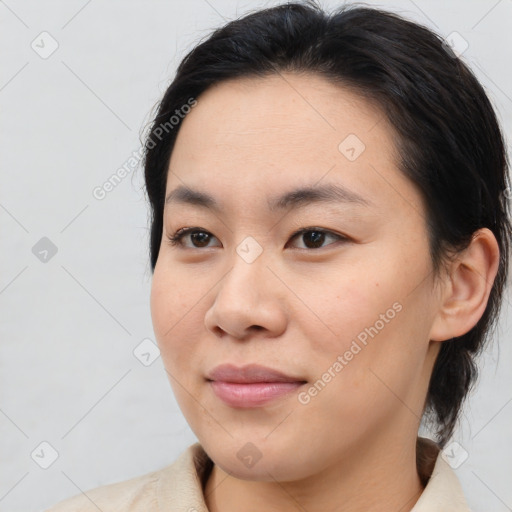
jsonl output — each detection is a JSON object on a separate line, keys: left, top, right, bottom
{"left": 206, "top": 363, "right": 305, "bottom": 383}
{"left": 206, "top": 363, "right": 307, "bottom": 408}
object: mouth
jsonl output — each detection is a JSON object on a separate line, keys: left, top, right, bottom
{"left": 206, "top": 363, "right": 307, "bottom": 408}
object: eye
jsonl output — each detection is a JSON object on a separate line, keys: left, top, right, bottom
{"left": 167, "top": 227, "right": 221, "bottom": 249}
{"left": 287, "top": 228, "right": 347, "bottom": 249}
{"left": 166, "top": 226, "right": 347, "bottom": 250}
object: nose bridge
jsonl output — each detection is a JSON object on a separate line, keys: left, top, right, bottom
{"left": 221, "top": 237, "right": 268, "bottom": 305}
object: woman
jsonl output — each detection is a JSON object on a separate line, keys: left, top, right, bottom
{"left": 47, "top": 1, "right": 511, "bottom": 510}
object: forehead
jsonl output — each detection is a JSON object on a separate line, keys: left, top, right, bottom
{"left": 172, "top": 72, "right": 388, "bottom": 153}
{"left": 166, "top": 72, "right": 422, "bottom": 216}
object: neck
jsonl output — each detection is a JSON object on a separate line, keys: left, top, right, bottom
{"left": 204, "top": 430, "right": 425, "bottom": 512}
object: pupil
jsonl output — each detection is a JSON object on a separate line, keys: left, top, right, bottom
{"left": 305, "top": 231, "right": 324, "bottom": 248}
{"left": 192, "top": 231, "right": 210, "bottom": 247}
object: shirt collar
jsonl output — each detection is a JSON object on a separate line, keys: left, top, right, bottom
{"left": 412, "top": 437, "right": 470, "bottom": 511}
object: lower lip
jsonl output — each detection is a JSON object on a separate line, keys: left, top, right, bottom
{"left": 209, "top": 381, "right": 304, "bottom": 408}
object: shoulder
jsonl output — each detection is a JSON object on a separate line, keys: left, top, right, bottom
{"left": 45, "top": 465, "right": 166, "bottom": 512}
{"left": 45, "top": 443, "right": 210, "bottom": 512}
{"left": 46, "top": 465, "right": 167, "bottom": 512}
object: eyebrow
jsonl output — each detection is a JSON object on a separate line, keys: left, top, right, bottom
{"left": 164, "top": 183, "right": 372, "bottom": 213}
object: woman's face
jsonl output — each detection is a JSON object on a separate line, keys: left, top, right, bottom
{"left": 150, "top": 73, "right": 443, "bottom": 481}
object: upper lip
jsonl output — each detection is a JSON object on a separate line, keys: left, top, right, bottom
{"left": 206, "top": 363, "right": 306, "bottom": 383}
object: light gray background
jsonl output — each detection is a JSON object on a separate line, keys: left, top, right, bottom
{"left": 1, "top": 1, "right": 511, "bottom": 511}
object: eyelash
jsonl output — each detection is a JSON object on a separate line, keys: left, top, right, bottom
{"left": 166, "top": 226, "right": 348, "bottom": 250}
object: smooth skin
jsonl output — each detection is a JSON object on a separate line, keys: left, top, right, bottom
{"left": 150, "top": 72, "right": 500, "bottom": 512}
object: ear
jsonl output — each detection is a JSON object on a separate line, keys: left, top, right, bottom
{"left": 429, "top": 228, "right": 500, "bottom": 342}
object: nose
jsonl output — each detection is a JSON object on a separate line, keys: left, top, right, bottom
{"left": 204, "top": 249, "right": 288, "bottom": 341}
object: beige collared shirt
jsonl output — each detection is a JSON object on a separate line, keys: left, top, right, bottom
{"left": 46, "top": 437, "right": 470, "bottom": 511}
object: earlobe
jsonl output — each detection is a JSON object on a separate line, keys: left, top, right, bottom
{"left": 428, "top": 228, "right": 500, "bottom": 342}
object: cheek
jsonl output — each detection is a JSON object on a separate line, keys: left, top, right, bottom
{"left": 150, "top": 265, "right": 207, "bottom": 370}
{"left": 318, "top": 287, "right": 432, "bottom": 429}
{"left": 296, "top": 301, "right": 426, "bottom": 451}
{"left": 290, "top": 263, "right": 396, "bottom": 354}
{"left": 295, "top": 247, "right": 431, "bottom": 397}
{"left": 150, "top": 267, "right": 212, "bottom": 432}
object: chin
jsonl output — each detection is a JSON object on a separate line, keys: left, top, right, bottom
{"left": 201, "top": 435, "right": 312, "bottom": 482}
